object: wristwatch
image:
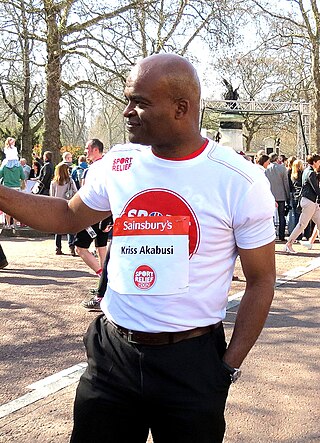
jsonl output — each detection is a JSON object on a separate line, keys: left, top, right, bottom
{"left": 222, "top": 361, "right": 242, "bottom": 383}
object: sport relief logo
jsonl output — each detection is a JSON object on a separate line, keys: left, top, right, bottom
{"left": 112, "top": 157, "right": 133, "bottom": 171}
{"left": 134, "top": 265, "right": 156, "bottom": 290}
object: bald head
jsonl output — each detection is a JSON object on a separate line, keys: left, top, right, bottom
{"left": 123, "top": 53, "right": 204, "bottom": 156}
{"left": 130, "top": 53, "right": 201, "bottom": 110}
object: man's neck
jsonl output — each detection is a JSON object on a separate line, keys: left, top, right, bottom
{"left": 151, "top": 135, "right": 206, "bottom": 159}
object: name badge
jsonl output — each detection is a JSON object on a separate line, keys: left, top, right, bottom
{"left": 108, "top": 215, "right": 190, "bottom": 295}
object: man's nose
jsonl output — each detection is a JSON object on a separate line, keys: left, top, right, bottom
{"left": 123, "top": 103, "right": 136, "bottom": 117}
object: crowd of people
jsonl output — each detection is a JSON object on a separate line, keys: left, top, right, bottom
{"left": 0, "top": 138, "right": 112, "bottom": 309}
{"left": 253, "top": 150, "right": 320, "bottom": 253}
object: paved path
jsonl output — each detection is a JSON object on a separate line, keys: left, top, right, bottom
{"left": 0, "top": 234, "right": 319, "bottom": 442}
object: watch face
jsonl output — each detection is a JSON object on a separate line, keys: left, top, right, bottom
{"left": 231, "top": 368, "right": 241, "bottom": 383}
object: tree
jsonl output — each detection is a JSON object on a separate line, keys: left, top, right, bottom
{"left": 0, "top": 0, "right": 44, "bottom": 163}
{"left": 251, "top": 0, "right": 320, "bottom": 152}
{"left": 0, "top": 0, "right": 241, "bottom": 162}
{"left": 89, "top": 98, "right": 127, "bottom": 147}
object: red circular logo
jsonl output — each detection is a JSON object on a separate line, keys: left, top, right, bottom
{"left": 134, "top": 265, "right": 156, "bottom": 290}
{"left": 121, "top": 188, "right": 200, "bottom": 257}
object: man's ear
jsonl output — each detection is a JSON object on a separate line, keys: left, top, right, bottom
{"left": 175, "top": 99, "right": 189, "bottom": 119}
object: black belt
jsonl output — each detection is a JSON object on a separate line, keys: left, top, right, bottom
{"left": 106, "top": 317, "right": 222, "bottom": 346}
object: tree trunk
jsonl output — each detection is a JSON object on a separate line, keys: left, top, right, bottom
{"left": 43, "top": 2, "right": 62, "bottom": 165}
{"left": 312, "top": 43, "right": 320, "bottom": 153}
{"left": 21, "top": 2, "right": 32, "bottom": 164}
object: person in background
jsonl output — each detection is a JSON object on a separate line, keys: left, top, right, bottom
{"left": 0, "top": 155, "right": 25, "bottom": 228}
{"left": 278, "top": 154, "right": 287, "bottom": 165}
{"left": 30, "top": 151, "right": 54, "bottom": 195}
{"left": 50, "top": 162, "right": 78, "bottom": 255}
{"left": 289, "top": 159, "right": 304, "bottom": 239}
{"left": 73, "top": 139, "right": 109, "bottom": 277}
{"left": 285, "top": 156, "right": 296, "bottom": 236}
{"left": 299, "top": 161, "right": 320, "bottom": 250}
{"left": 285, "top": 153, "right": 320, "bottom": 253}
{"left": 254, "top": 149, "right": 266, "bottom": 164}
{"left": 29, "top": 160, "right": 41, "bottom": 179}
{"left": 71, "top": 155, "right": 88, "bottom": 190}
{"left": 265, "top": 152, "right": 290, "bottom": 241}
{"left": 0, "top": 54, "right": 276, "bottom": 443}
{"left": 20, "top": 158, "right": 31, "bottom": 179}
{"left": 2, "top": 137, "right": 19, "bottom": 166}
{"left": 62, "top": 151, "right": 73, "bottom": 174}
{"left": 286, "top": 156, "right": 296, "bottom": 186}
{"left": 0, "top": 243, "right": 8, "bottom": 269}
{"left": 32, "top": 151, "right": 43, "bottom": 166}
{"left": 256, "top": 154, "right": 270, "bottom": 172}
{"left": 81, "top": 217, "right": 113, "bottom": 312}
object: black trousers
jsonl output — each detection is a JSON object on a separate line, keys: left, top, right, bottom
{"left": 0, "top": 244, "right": 6, "bottom": 262}
{"left": 277, "top": 200, "right": 286, "bottom": 240}
{"left": 70, "top": 315, "right": 231, "bottom": 443}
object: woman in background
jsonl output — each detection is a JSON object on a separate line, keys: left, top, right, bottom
{"left": 29, "top": 160, "right": 42, "bottom": 179}
{"left": 289, "top": 159, "right": 304, "bottom": 238}
{"left": 285, "top": 153, "right": 320, "bottom": 253}
{"left": 50, "top": 163, "right": 77, "bottom": 256}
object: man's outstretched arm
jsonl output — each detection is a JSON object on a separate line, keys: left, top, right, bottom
{"left": 223, "top": 241, "right": 276, "bottom": 368}
{"left": 0, "top": 185, "right": 111, "bottom": 234}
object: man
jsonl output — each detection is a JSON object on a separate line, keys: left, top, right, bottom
{"left": 20, "top": 158, "right": 31, "bottom": 179}
{"left": 0, "top": 54, "right": 276, "bottom": 443}
{"left": 265, "top": 152, "right": 290, "bottom": 241}
{"left": 30, "top": 151, "right": 54, "bottom": 195}
{"left": 73, "top": 139, "right": 109, "bottom": 278}
{"left": 256, "top": 153, "right": 270, "bottom": 172}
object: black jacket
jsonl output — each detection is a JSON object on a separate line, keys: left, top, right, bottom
{"left": 37, "top": 161, "right": 54, "bottom": 195}
{"left": 291, "top": 170, "right": 303, "bottom": 202}
{"left": 301, "top": 166, "right": 320, "bottom": 203}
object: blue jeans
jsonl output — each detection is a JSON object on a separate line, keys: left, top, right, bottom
{"left": 291, "top": 199, "right": 303, "bottom": 240}
{"left": 55, "top": 233, "right": 75, "bottom": 250}
{"left": 71, "top": 316, "right": 231, "bottom": 443}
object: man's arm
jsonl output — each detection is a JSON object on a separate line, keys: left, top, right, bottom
{"left": 282, "top": 166, "right": 290, "bottom": 201}
{"left": 0, "top": 185, "right": 111, "bottom": 233}
{"left": 223, "top": 240, "right": 275, "bottom": 368}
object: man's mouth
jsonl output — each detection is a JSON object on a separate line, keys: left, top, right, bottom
{"left": 126, "top": 120, "right": 140, "bottom": 130}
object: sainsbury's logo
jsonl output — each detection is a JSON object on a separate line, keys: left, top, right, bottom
{"left": 112, "top": 157, "right": 133, "bottom": 171}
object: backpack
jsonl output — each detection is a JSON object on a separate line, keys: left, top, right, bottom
{"left": 72, "top": 166, "right": 85, "bottom": 190}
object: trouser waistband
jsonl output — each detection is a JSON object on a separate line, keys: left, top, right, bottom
{"left": 105, "top": 317, "right": 222, "bottom": 346}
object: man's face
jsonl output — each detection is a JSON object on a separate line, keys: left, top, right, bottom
{"left": 65, "top": 154, "right": 72, "bottom": 163}
{"left": 263, "top": 159, "right": 270, "bottom": 169}
{"left": 123, "top": 67, "right": 177, "bottom": 147}
{"left": 314, "top": 159, "right": 320, "bottom": 170}
{"left": 84, "top": 143, "right": 100, "bottom": 162}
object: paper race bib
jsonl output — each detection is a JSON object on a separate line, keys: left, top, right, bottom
{"left": 108, "top": 215, "right": 190, "bottom": 295}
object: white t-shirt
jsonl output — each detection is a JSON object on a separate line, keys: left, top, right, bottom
{"left": 4, "top": 146, "right": 19, "bottom": 161}
{"left": 79, "top": 139, "right": 275, "bottom": 332}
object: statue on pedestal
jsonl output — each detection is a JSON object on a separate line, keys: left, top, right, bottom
{"left": 222, "top": 79, "right": 239, "bottom": 109}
